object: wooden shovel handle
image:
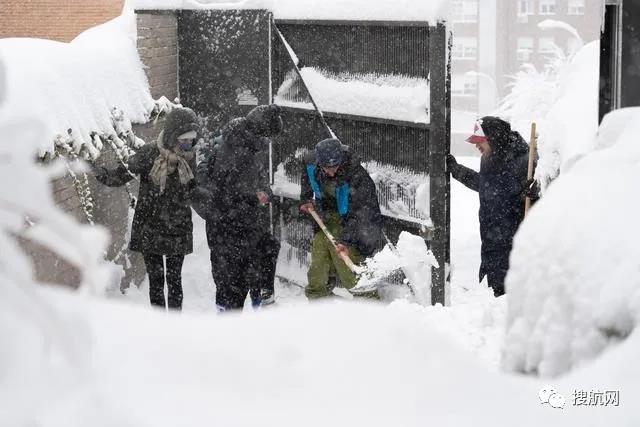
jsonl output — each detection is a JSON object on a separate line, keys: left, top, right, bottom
{"left": 525, "top": 122, "right": 538, "bottom": 216}
{"left": 308, "top": 209, "right": 361, "bottom": 274}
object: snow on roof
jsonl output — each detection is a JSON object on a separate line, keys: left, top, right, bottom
{"left": 0, "top": 12, "right": 155, "bottom": 156}
{"left": 129, "top": 0, "right": 450, "bottom": 22}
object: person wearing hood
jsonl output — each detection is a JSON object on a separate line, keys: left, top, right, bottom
{"left": 92, "top": 107, "right": 200, "bottom": 310}
{"left": 447, "top": 116, "right": 538, "bottom": 297}
{"left": 300, "top": 137, "right": 384, "bottom": 299}
{"left": 194, "top": 104, "right": 283, "bottom": 311}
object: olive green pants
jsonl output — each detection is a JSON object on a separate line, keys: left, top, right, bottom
{"left": 306, "top": 213, "right": 362, "bottom": 299}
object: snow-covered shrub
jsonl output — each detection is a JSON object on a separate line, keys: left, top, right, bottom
{"left": 502, "top": 107, "right": 640, "bottom": 377}
{"left": 497, "top": 37, "right": 600, "bottom": 189}
{"left": 0, "top": 49, "right": 117, "bottom": 414}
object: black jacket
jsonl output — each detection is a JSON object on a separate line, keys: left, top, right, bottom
{"left": 450, "top": 117, "right": 532, "bottom": 280}
{"left": 301, "top": 149, "right": 384, "bottom": 257}
{"left": 195, "top": 108, "right": 279, "bottom": 246}
{"left": 96, "top": 143, "right": 196, "bottom": 255}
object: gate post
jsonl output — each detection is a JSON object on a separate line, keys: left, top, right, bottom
{"left": 428, "top": 23, "right": 450, "bottom": 306}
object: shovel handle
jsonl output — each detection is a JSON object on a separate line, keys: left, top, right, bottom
{"left": 525, "top": 122, "right": 538, "bottom": 216}
{"left": 308, "top": 209, "right": 361, "bottom": 274}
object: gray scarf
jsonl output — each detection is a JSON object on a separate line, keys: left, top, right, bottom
{"left": 149, "top": 131, "right": 195, "bottom": 194}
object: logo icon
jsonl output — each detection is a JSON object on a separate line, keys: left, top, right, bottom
{"left": 539, "top": 385, "right": 565, "bottom": 409}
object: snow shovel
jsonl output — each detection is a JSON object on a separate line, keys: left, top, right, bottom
{"left": 349, "top": 232, "right": 416, "bottom": 297}
{"left": 308, "top": 208, "right": 416, "bottom": 298}
{"left": 308, "top": 208, "right": 364, "bottom": 276}
{"left": 525, "top": 122, "right": 538, "bottom": 216}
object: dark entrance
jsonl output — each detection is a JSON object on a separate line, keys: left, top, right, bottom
{"left": 600, "top": 0, "right": 640, "bottom": 122}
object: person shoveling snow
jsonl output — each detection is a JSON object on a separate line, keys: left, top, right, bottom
{"left": 299, "top": 138, "right": 385, "bottom": 299}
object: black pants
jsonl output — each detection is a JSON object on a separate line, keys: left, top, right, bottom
{"left": 143, "top": 253, "right": 185, "bottom": 310}
{"left": 487, "top": 269, "right": 507, "bottom": 297}
{"left": 249, "top": 234, "right": 280, "bottom": 303}
{"left": 481, "top": 249, "right": 510, "bottom": 298}
{"left": 210, "top": 232, "right": 280, "bottom": 311}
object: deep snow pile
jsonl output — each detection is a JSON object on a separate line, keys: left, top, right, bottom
{"left": 534, "top": 41, "right": 600, "bottom": 187}
{"left": 275, "top": 68, "right": 430, "bottom": 124}
{"left": 130, "top": 0, "right": 449, "bottom": 22}
{"left": 502, "top": 107, "right": 640, "bottom": 378}
{"left": 0, "top": 12, "right": 155, "bottom": 156}
{"left": 4, "top": 284, "right": 638, "bottom": 426}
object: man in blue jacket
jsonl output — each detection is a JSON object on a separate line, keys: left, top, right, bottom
{"left": 447, "top": 116, "right": 537, "bottom": 297}
{"left": 300, "top": 138, "right": 383, "bottom": 299}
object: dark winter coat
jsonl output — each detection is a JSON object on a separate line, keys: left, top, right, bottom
{"left": 194, "top": 105, "right": 281, "bottom": 247}
{"left": 449, "top": 116, "right": 532, "bottom": 282}
{"left": 96, "top": 143, "right": 196, "bottom": 255}
{"left": 301, "top": 148, "right": 384, "bottom": 257}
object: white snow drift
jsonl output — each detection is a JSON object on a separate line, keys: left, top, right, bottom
{"left": 503, "top": 107, "right": 640, "bottom": 378}
{"left": 0, "top": 12, "right": 155, "bottom": 155}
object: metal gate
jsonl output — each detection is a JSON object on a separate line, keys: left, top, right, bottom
{"left": 176, "top": 10, "right": 450, "bottom": 304}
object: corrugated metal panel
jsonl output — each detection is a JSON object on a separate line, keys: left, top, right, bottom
{"left": 274, "top": 23, "right": 429, "bottom": 77}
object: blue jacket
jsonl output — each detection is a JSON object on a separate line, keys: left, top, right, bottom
{"left": 301, "top": 149, "right": 384, "bottom": 257}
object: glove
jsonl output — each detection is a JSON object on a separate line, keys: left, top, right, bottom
{"left": 446, "top": 154, "right": 458, "bottom": 173}
{"left": 523, "top": 178, "right": 540, "bottom": 201}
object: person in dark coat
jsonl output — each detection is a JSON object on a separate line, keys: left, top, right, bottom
{"left": 447, "top": 116, "right": 537, "bottom": 297}
{"left": 300, "top": 138, "right": 384, "bottom": 299}
{"left": 93, "top": 107, "right": 200, "bottom": 310}
{"left": 194, "top": 104, "right": 283, "bottom": 311}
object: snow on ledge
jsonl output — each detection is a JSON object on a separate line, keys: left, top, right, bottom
{"left": 129, "top": 0, "right": 450, "bottom": 23}
{"left": 275, "top": 68, "right": 430, "bottom": 125}
{"left": 0, "top": 12, "right": 156, "bottom": 156}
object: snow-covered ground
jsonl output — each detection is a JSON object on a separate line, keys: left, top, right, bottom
{"left": 107, "top": 155, "right": 506, "bottom": 372}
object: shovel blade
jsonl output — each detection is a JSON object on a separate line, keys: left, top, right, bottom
{"left": 349, "top": 268, "right": 410, "bottom": 296}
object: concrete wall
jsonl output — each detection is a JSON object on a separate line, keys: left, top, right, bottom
{"left": 0, "top": 0, "right": 124, "bottom": 42}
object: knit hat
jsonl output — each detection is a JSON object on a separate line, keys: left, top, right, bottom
{"left": 315, "top": 138, "right": 344, "bottom": 167}
{"left": 162, "top": 107, "right": 200, "bottom": 149}
{"left": 245, "top": 104, "right": 283, "bottom": 137}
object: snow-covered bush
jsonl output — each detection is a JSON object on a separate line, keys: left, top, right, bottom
{"left": 502, "top": 107, "right": 640, "bottom": 377}
{"left": 497, "top": 37, "right": 600, "bottom": 188}
{"left": 0, "top": 52, "right": 114, "bottom": 417}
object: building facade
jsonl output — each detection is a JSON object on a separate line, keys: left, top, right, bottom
{"left": 0, "top": 0, "right": 124, "bottom": 42}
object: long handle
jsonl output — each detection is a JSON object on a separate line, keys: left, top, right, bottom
{"left": 272, "top": 19, "right": 336, "bottom": 139}
{"left": 308, "top": 209, "right": 361, "bottom": 274}
{"left": 525, "top": 122, "right": 538, "bottom": 215}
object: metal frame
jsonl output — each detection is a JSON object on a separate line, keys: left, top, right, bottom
{"left": 172, "top": 10, "right": 451, "bottom": 305}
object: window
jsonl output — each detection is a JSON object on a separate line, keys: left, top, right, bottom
{"left": 567, "top": 0, "right": 585, "bottom": 15}
{"left": 452, "top": 37, "right": 478, "bottom": 60}
{"left": 517, "top": 0, "right": 533, "bottom": 16}
{"left": 517, "top": 37, "right": 534, "bottom": 61}
{"left": 452, "top": 0, "right": 478, "bottom": 23}
{"left": 452, "top": 75, "right": 477, "bottom": 97}
{"left": 539, "top": 0, "right": 556, "bottom": 15}
{"left": 538, "top": 37, "right": 557, "bottom": 54}
{"left": 517, "top": 0, "right": 533, "bottom": 23}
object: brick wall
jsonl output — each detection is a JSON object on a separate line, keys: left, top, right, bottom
{"left": 137, "top": 11, "right": 179, "bottom": 101}
{"left": 0, "top": 0, "right": 124, "bottom": 42}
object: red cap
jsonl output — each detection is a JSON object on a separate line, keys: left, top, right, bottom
{"left": 466, "top": 120, "right": 488, "bottom": 144}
